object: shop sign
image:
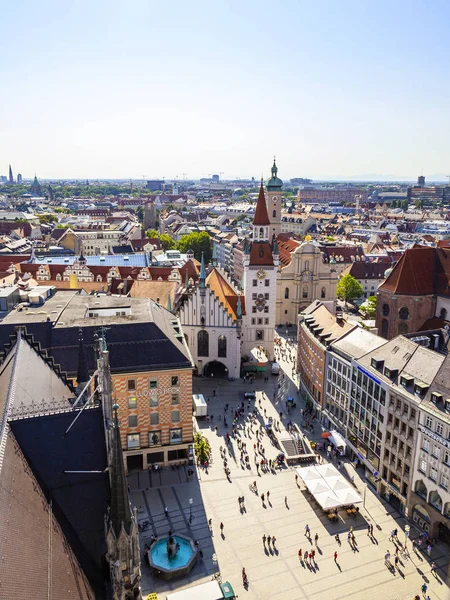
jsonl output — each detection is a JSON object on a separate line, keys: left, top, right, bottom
{"left": 418, "top": 424, "right": 450, "bottom": 449}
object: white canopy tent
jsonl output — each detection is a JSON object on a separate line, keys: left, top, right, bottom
{"left": 328, "top": 430, "right": 347, "bottom": 451}
{"left": 296, "top": 463, "right": 362, "bottom": 511}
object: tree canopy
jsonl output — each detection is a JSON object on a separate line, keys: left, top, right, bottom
{"left": 336, "top": 273, "right": 363, "bottom": 305}
{"left": 145, "top": 229, "right": 158, "bottom": 239}
{"left": 160, "top": 233, "right": 176, "bottom": 251}
{"left": 177, "top": 231, "right": 211, "bottom": 263}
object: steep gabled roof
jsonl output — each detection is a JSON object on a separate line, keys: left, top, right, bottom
{"left": 206, "top": 268, "right": 245, "bottom": 320}
{"left": 253, "top": 183, "right": 270, "bottom": 226}
{"left": 379, "top": 247, "right": 450, "bottom": 296}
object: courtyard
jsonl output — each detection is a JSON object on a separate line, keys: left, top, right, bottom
{"left": 128, "top": 336, "right": 450, "bottom": 600}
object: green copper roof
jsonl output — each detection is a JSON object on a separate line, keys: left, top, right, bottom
{"left": 266, "top": 159, "right": 283, "bottom": 190}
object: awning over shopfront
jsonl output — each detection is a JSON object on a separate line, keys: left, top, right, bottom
{"left": 242, "top": 362, "right": 267, "bottom": 372}
{"left": 296, "top": 464, "right": 362, "bottom": 510}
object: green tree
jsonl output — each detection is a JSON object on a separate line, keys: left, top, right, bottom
{"left": 361, "top": 295, "right": 377, "bottom": 318}
{"left": 336, "top": 274, "right": 363, "bottom": 306}
{"left": 39, "top": 214, "right": 58, "bottom": 224}
{"left": 391, "top": 199, "right": 397, "bottom": 209}
{"left": 194, "top": 432, "right": 211, "bottom": 464}
{"left": 177, "top": 231, "right": 212, "bottom": 262}
{"left": 145, "top": 229, "right": 158, "bottom": 238}
{"left": 160, "top": 233, "right": 176, "bottom": 251}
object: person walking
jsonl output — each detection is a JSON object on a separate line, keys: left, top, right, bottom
{"left": 164, "top": 506, "right": 169, "bottom": 518}
{"left": 285, "top": 495, "right": 288, "bottom": 508}
{"left": 334, "top": 551, "right": 338, "bottom": 562}
{"left": 314, "top": 533, "right": 319, "bottom": 546}
{"left": 421, "top": 583, "right": 427, "bottom": 596}
{"left": 305, "top": 524, "right": 310, "bottom": 536}
{"left": 367, "top": 524, "right": 371, "bottom": 536}
{"left": 262, "top": 534, "right": 266, "bottom": 546}
{"left": 261, "top": 493, "right": 265, "bottom": 503}
{"left": 335, "top": 533, "right": 340, "bottom": 545}
{"left": 220, "top": 522, "right": 224, "bottom": 534}
{"left": 385, "top": 550, "right": 391, "bottom": 564}
{"left": 272, "top": 535, "right": 276, "bottom": 547}
{"left": 267, "top": 490, "right": 270, "bottom": 502}
{"left": 304, "top": 551, "right": 309, "bottom": 562}
{"left": 298, "top": 548, "right": 302, "bottom": 560}
{"left": 431, "top": 561, "right": 437, "bottom": 575}
{"left": 267, "top": 535, "right": 272, "bottom": 546}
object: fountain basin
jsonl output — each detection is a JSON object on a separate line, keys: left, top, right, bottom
{"left": 148, "top": 534, "right": 197, "bottom": 580}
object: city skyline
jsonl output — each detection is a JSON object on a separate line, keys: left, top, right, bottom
{"left": 1, "top": 0, "right": 450, "bottom": 180}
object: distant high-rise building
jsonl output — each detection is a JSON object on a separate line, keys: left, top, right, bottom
{"left": 418, "top": 175, "right": 425, "bottom": 188}
{"left": 146, "top": 179, "right": 164, "bottom": 191}
{"left": 17, "top": 173, "right": 23, "bottom": 184}
{"left": 143, "top": 201, "right": 157, "bottom": 230}
{"left": 212, "top": 174, "right": 220, "bottom": 182}
{"left": 8, "top": 165, "right": 13, "bottom": 184}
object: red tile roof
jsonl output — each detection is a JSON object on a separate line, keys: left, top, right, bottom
{"left": 253, "top": 183, "right": 270, "bottom": 226}
{"left": 380, "top": 247, "right": 450, "bottom": 296}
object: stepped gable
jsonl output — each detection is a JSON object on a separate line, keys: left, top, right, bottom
{"left": 205, "top": 267, "right": 245, "bottom": 320}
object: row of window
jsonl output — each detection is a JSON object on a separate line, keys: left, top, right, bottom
{"left": 128, "top": 411, "right": 181, "bottom": 427}
{"left": 127, "top": 375, "right": 179, "bottom": 391}
{"left": 251, "top": 317, "right": 270, "bottom": 326}
{"left": 128, "top": 394, "right": 179, "bottom": 409}
{"left": 418, "top": 462, "right": 449, "bottom": 491}
{"left": 389, "top": 396, "right": 416, "bottom": 420}
{"left": 198, "top": 331, "right": 227, "bottom": 358}
{"left": 421, "top": 439, "right": 450, "bottom": 464}
{"left": 252, "top": 279, "right": 270, "bottom": 287}
{"left": 127, "top": 428, "right": 183, "bottom": 450}
{"left": 424, "top": 414, "right": 449, "bottom": 439}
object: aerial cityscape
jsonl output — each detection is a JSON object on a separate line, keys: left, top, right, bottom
{"left": 1, "top": 2, "right": 450, "bottom": 600}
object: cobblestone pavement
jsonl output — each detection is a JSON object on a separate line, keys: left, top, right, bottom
{"left": 129, "top": 334, "right": 450, "bottom": 600}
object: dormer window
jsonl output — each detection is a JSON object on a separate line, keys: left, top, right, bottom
{"left": 431, "top": 392, "right": 443, "bottom": 405}
{"left": 384, "top": 367, "right": 398, "bottom": 380}
{"left": 400, "top": 375, "right": 413, "bottom": 388}
{"left": 414, "top": 382, "right": 429, "bottom": 397}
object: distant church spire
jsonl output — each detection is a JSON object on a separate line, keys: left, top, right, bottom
{"left": 8, "top": 164, "right": 14, "bottom": 184}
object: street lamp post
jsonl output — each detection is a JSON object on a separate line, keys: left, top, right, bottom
{"left": 404, "top": 524, "right": 410, "bottom": 547}
{"left": 189, "top": 498, "right": 193, "bottom": 524}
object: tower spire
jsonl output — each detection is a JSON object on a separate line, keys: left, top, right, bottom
{"left": 253, "top": 180, "right": 270, "bottom": 226}
{"left": 109, "top": 403, "right": 133, "bottom": 536}
{"left": 76, "top": 328, "right": 89, "bottom": 398}
{"left": 199, "top": 252, "right": 206, "bottom": 288}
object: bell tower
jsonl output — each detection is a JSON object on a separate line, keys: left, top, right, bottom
{"left": 266, "top": 158, "right": 283, "bottom": 238}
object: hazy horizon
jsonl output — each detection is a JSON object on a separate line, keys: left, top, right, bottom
{"left": 2, "top": 1, "right": 449, "bottom": 181}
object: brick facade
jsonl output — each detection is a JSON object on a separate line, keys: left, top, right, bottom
{"left": 113, "top": 367, "right": 193, "bottom": 471}
{"left": 376, "top": 290, "right": 435, "bottom": 339}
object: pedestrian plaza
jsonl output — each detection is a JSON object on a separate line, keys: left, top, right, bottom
{"left": 129, "top": 335, "right": 450, "bottom": 600}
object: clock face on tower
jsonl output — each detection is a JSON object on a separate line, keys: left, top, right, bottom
{"left": 256, "top": 269, "right": 266, "bottom": 279}
{"left": 272, "top": 196, "right": 278, "bottom": 204}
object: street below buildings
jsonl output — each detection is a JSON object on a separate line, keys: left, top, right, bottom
{"left": 129, "top": 333, "right": 450, "bottom": 600}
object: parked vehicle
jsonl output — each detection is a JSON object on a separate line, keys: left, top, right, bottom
{"left": 271, "top": 362, "right": 280, "bottom": 375}
{"left": 192, "top": 394, "right": 208, "bottom": 417}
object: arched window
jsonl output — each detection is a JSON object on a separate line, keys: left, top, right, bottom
{"left": 321, "top": 287, "right": 326, "bottom": 298}
{"left": 399, "top": 307, "right": 409, "bottom": 320}
{"left": 305, "top": 260, "right": 309, "bottom": 270}
{"left": 302, "top": 286, "right": 308, "bottom": 299}
{"left": 198, "top": 330, "right": 209, "bottom": 357}
{"left": 440, "top": 307, "right": 447, "bottom": 320}
{"left": 382, "top": 304, "right": 390, "bottom": 316}
{"left": 415, "top": 480, "right": 428, "bottom": 500}
{"left": 284, "top": 287, "right": 289, "bottom": 299}
{"left": 272, "top": 210, "right": 276, "bottom": 218}
{"left": 398, "top": 322, "right": 408, "bottom": 335}
{"left": 429, "top": 490, "right": 443, "bottom": 512}
{"left": 218, "top": 335, "right": 227, "bottom": 358}
{"left": 259, "top": 227, "right": 264, "bottom": 239}
{"left": 381, "top": 318, "right": 389, "bottom": 339}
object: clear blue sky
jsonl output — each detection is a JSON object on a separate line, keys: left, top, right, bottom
{"left": 1, "top": 0, "right": 449, "bottom": 181}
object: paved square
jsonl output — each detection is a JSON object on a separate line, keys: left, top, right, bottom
{"left": 129, "top": 340, "right": 450, "bottom": 600}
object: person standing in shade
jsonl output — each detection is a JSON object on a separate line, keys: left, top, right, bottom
{"left": 164, "top": 506, "right": 169, "bottom": 518}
